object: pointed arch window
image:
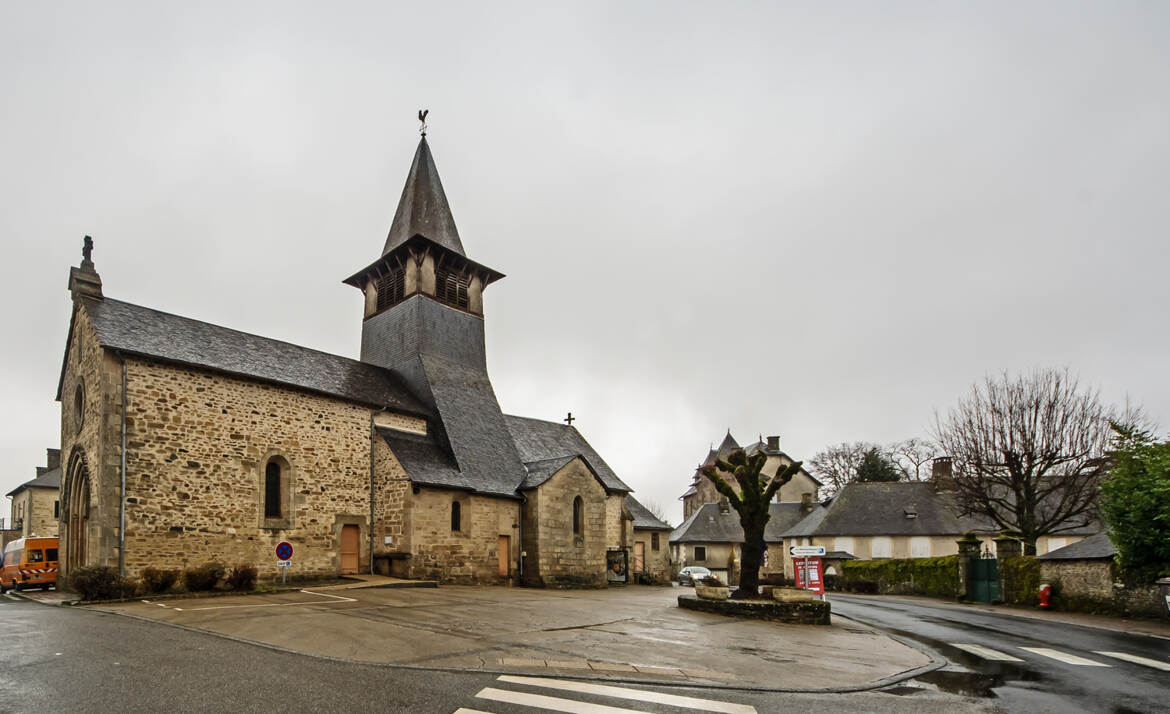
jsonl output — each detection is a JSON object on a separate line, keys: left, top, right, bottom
{"left": 572, "top": 496, "right": 583, "bottom": 535}
{"left": 451, "top": 500, "right": 462, "bottom": 532}
{"left": 264, "top": 462, "right": 282, "bottom": 518}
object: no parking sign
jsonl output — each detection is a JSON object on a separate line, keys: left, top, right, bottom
{"left": 276, "top": 541, "right": 293, "bottom": 561}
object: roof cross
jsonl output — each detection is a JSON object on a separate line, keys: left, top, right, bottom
{"left": 564, "top": 412, "right": 575, "bottom": 426}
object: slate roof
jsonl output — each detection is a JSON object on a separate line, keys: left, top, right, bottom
{"left": 670, "top": 502, "right": 821, "bottom": 544}
{"left": 1037, "top": 531, "right": 1116, "bottom": 560}
{"left": 627, "top": 496, "right": 672, "bottom": 531}
{"left": 415, "top": 355, "right": 529, "bottom": 497}
{"left": 383, "top": 136, "right": 465, "bottom": 257}
{"left": 73, "top": 298, "right": 429, "bottom": 416}
{"left": 781, "top": 482, "right": 995, "bottom": 538}
{"left": 504, "top": 415, "right": 631, "bottom": 493}
{"left": 377, "top": 428, "right": 470, "bottom": 492}
{"left": 5, "top": 468, "right": 61, "bottom": 498}
{"left": 519, "top": 455, "right": 581, "bottom": 490}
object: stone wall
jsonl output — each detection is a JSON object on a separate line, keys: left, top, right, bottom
{"left": 522, "top": 459, "right": 607, "bottom": 587}
{"left": 117, "top": 354, "right": 382, "bottom": 579}
{"left": 59, "top": 306, "right": 118, "bottom": 573}
{"left": 1039, "top": 560, "right": 1113, "bottom": 600}
{"left": 403, "top": 487, "right": 519, "bottom": 584}
{"left": 631, "top": 528, "right": 672, "bottom": 581}
{"left": 10, "top": 488, "right": 59, "bottom": 538}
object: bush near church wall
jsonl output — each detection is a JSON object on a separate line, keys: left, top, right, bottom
{"left": 837, "top": 556, "right": 961, "bottom": 599}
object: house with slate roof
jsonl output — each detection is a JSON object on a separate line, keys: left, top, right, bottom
{"left": 625, "top": 496, "right": 672, "bottom": 582}
{"left": 779, "top": 480, "right": 1098, "bottom": 569}
{"left": 5, "top": 449, "right": 62, "bottom": 539}
{"left": 53, "top": 135, "right": 638, "bottom": 586}
{"left": 670, "top": 499, "right": 821, "bottom": 585}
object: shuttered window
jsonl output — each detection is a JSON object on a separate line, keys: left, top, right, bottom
{"left": 375, "top": 268, "right": 406, "bottom": 311}
{"left": 435, "top": 268, "right": 470, "bottom": 309}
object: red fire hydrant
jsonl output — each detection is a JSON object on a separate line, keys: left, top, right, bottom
{"left": 1038, "top": 583, "right": 1053, "bottom": 609}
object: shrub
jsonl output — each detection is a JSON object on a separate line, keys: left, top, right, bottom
{"left": 183, "top": 562, "right": 225, "bottom": 592}
{"left": 140, "top": 568, "right": 180, "bottom": 595}
{"left": 69, "top": 566, "right": 138, "bottom": 601}
{"left": 1000, "top": 556, "right": 1040, "bottom": 606}
{"left": 839, "top": 556, "right": 960, "bottom": 598}
{"left": 226, "top": 564, "right": 258, "bottom": 591}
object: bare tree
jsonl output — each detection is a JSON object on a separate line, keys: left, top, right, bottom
{"left": 933, "top": 368, "right": 1117, "bottom": 555}
{"left": 807, "top": 442, "right": 878, "bottom": 497}
{"left": 642, "top": 499, "right": 673, "bottom": 528}
{"left": 890, "top": 438, "right": 941, "bottom": 481}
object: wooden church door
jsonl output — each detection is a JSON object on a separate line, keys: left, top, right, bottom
{"left": 340, "top": 525, "right": 360, "bottom": 574}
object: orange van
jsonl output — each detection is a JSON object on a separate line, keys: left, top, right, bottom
{"left": 0, "top": 536, "right": 59, "bottom": 592}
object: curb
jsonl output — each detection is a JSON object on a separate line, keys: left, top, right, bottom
{"left": 70, "top": 597, "right": 944, "bottom": 695}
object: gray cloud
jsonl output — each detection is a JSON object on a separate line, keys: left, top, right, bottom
{"left": 3, "top": 2, "right": 1167, "bottom": 525}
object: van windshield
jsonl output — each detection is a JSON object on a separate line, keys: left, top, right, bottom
{"left": 27, "top": 549, "right": 44, "bottom": 563}
{"left": 46, "top": 548, "right": 59, "bottom": 562}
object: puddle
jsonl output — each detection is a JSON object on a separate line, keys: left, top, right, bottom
{"left": 877, "top": 626, "right": 1047, "bottom": 699}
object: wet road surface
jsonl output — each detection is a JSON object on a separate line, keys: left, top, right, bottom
{"left": 832, "top": 594, "right": 1170, "bottom": 713}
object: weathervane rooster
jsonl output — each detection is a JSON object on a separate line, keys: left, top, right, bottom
{"left": 418, "top": 109, "right": 429, "bottom": 136}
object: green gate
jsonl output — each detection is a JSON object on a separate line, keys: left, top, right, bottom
{"left": 971, "top": 557, "right": 999, "bottom": 603}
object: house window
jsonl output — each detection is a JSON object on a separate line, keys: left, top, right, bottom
{"left": 909, "top": 536, "right": 931, "bottom": 558}
{"left": 435, "top": 268, "right": 470, "bottom": 309}
{"left": 451, "top": 500, "right": 462, "bottom": 531}
{"left": 572, "top": 496, "right": 583, "bottom": 534}
{"left": 651, "top": 532, "right": 660, "bottom": 551}
{"left": 1046, "top": 537, "right": 1068, "bottom": 554}
{"left": 833, "top": 537, "right": 854, "bottom": 556}
{"left": 54, "top": 501, "right": 60, "bottom": 519}
{"left": 264, "top": 461, "right": 282, "bottom": 518}
{"left": 694, "top": 546, "right": 706, "bottom": 562}
{"left": 871, "top": 536, "right": 892, "bottom": 559}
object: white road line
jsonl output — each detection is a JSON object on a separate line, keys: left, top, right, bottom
{"left": 497, "top": 675, "right": 757, "bottom": 714}
{"left": 1095, "top": 651, "right": 1170, "bottom": 671}
{"left": 1019, "top": 647, "right": 1111, "bottom": 667}
{"left": 949, "top": 643, "right": 1024, "bottom": 662}
{"left": 476, "top": 687, "right": 645, "bottom": 713}
{"left": 176, "top": 589, "right": 357, "bottom": 612}
{"left": 452, "top": 709, "right": 496, "bottom": 714}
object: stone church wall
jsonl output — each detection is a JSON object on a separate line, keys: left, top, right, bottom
{"left": 118, "top": 355, "right": 379, "bottom": 579}
{"left": 59, "top": 307, "right": 120, "bottom": 573}
{"left": 403, "top": 488, "right": 519, "bottom": 584}
{"left": 522, "top": 460, "right": 608, "bottom": 587}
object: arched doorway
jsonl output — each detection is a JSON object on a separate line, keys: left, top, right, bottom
{"left": 63, "top": 447, "right": 92, "bottom": 573}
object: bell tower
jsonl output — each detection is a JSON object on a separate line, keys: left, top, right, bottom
{"left": 343, "top": 129, "right": 525, "bottom": 494}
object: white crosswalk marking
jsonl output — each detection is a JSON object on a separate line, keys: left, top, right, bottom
{"left": 453, "top": 709, "right": 495, "bottom": 714}
{"left": 476, "top": 687, "right": 645, "bottom": 713}
{"left": 496, "top": 675, "right": 757, "bottom": 713}
{"left": 1019, "top": 647, "right": 1111, "bottom": 666}
{"left": 950, "top": 643, "right": 1024, "bottom": 662}
{"left": 1094, "top": 651, "right": 1170, "bottom": 671}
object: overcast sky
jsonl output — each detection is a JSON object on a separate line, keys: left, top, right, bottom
{"left": 2, "top": 2, "right": 1167, "bottom": 525}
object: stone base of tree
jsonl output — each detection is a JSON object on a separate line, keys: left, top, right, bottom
{"left": 694, "top": 583, "right": 730, "bottom": 600}
{"left": 766, "top": 586, "right": 815, "bottom": 602}
{"left": 678, "top": 594, "right": 831, "bottom": 625}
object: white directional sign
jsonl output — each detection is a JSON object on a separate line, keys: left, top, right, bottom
{"left": 789, "top": 545, "right": 826, "bottom": 557}
{"left": 276, "top": 561, "right": 292, "bottom": 567}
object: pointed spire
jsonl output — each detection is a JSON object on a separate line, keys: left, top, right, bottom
{"left": 383, "top": 136, "right": 465, "bottom": 257}
{"left": 715, "top": 430, "right": 739, "bottom": 458}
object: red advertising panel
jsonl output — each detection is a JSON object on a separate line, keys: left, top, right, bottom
{"left": 794, "top": 557, "right": 825, "bottom": 595}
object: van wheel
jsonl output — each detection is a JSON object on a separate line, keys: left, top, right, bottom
{"left": 13, "top": 581, "right": 22, "bottom": 592}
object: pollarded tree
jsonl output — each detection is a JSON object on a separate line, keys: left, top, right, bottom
{"left": 933, "top": 368, "right": 1117, "bottom": 555}
{"left": 699, "top": 446, "right": 802, "bottom": 598}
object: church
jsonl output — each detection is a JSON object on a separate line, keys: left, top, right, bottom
{"left": 54, "top": 133, "right": 645, "bottom": 587}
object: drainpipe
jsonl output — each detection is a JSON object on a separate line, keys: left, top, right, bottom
{"left": 517, "top": 492, "right": 525, "bottom": 585}
{"left": 369, "top": 412, "right": 376, "bottom": 575}
{"left": 119, "top": 360, "right": 127, "bottom": 577}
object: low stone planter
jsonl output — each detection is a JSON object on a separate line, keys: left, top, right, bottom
{"left": 695, "top": 583, "right": 730, "bottom": 600}
{"left": 771, "top": 587, "right": 814, "bottom": 603}
{"left": 678, "top": 594, "right": 831, "bottom": 625}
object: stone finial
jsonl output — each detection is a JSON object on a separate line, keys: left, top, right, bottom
{"left": 69, "top": 235, "right": 103, "bottom": 301}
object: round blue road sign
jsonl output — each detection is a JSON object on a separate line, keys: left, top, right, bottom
{"left": 276, "top": 541, "right": 293, "bottom": 561}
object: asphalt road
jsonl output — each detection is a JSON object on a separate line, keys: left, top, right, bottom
{"left": 831, "top": 594, "right": 1170, "bottom": 714}
{"left": 0, "top": 594, "right": 997, "bottom": 714}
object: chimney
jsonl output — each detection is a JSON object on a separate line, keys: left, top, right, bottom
{"left": 46, "top": 448, "right": 61, "bottom": 471}
{"left": 718, "top": 498, "right": 730, "bottom": 515}
{"left": 931, "top": 457, "right": 955, "bottom": 491}
{"left": 766, "top": 435, "right": 780, "bottom": 451}
{"left": 800, "top": 492, "right": 814, "bottom": 512}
